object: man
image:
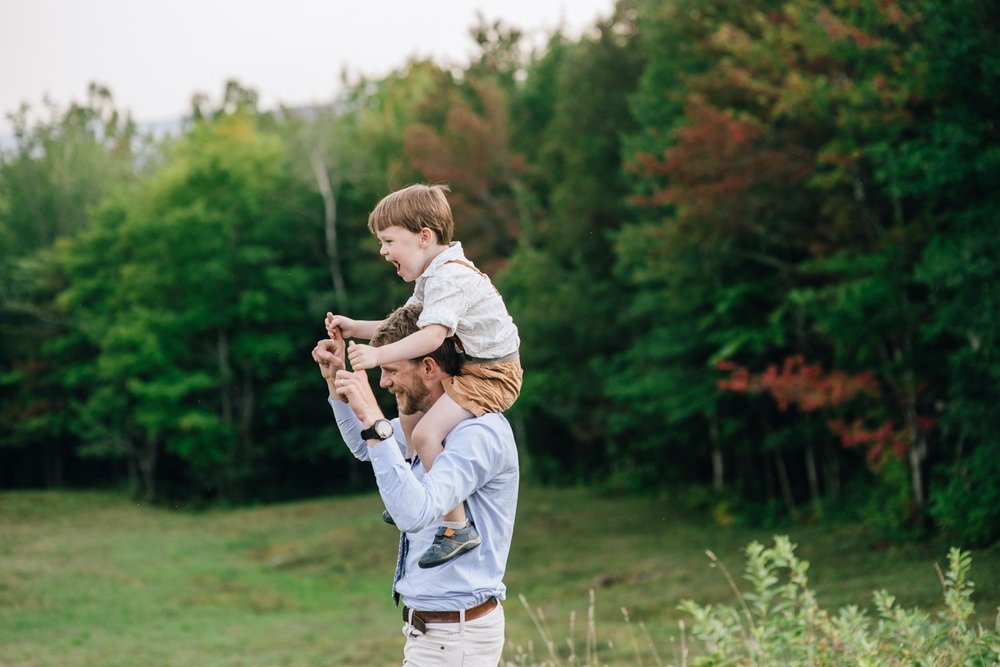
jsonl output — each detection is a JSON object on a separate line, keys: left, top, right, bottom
{"left": 311, "top": 304, "right": 519, "bottom": 666}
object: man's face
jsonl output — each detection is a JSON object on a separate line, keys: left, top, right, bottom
{"left": 379, "top": 360, "right": 432, "bottom": 415}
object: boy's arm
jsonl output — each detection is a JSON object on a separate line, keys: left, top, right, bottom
{"left": 348, "top": 324, "right": 448, "bottom": 369}
{"left": 348, "top": 320, "right": 384, "bottom": 340}
{"left": 326, "top": 313, "right": 383, "bottom": 340}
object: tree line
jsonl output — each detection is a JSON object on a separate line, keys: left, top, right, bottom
{"left": 1, "top": 0, "right": 997, "bottom": 546}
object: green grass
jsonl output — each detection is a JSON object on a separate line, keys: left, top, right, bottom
{"left": 1, "top": 488, "right": 997, "bottom": 666}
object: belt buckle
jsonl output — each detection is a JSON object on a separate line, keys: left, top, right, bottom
{"left": 406, "top": 609, "right": 428, "bottom": 636}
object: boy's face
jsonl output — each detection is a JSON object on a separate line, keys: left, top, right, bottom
{"left": 376, "top": 225, "right": 432, "bottom": 282}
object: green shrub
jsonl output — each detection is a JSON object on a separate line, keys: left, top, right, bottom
{"left": 859, "top": 457, "right": 927, "bottom": 543}
{"left": 931, "top": 444, "right": 1000, "bottom": 547}
{"left": 680, "top": 536, "right": 1000, "bottom": 666}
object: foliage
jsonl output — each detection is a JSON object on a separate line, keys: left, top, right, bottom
{"left": 0, "top": 0, "right": 998, "bottom": 548}
{"left": 0, "top": 85, "right": 139, "bottom": 487}
{"left": 53, "top": 105, "right": 342, "bottom": 501}
{"left": 501, "top": 0, "right": 645, "bottom": 483}
{"left": 930, "top": 443, "right": 1000, "bottom": 548}
{"left": 681, "top": 536, "right": 1000, "bottom": 666}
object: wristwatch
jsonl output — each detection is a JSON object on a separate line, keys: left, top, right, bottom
{"left": 360, "top": 419, "right": 393, "bottom": 441}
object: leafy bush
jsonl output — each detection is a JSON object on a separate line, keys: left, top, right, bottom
{"left": 931, "top": 444, "right": 1000, "bottom": 547}
{"left": 681, "top": 536, "right": 1000, "bottom": 666}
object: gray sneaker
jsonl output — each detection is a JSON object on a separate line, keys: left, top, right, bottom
{"left": 418, "top": 523, "right": 481, "bottom": 568}
{"left": 382, "top": 510, "right": 396, "bottom": 526}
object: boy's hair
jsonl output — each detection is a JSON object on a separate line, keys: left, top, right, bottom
{"left": 367, "top": 184, "right": 454, "bottom": 245}
{"left": 371, "top": 305, "right": 462, "bottom": 376}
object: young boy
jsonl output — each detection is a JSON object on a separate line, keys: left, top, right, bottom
{"left": 326, "top": 183, "right": 522, "bottom": 568}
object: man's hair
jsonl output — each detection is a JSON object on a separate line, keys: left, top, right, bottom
{"left": 367, "top": 184, "right": 454, "bottom": 245}
{"left": 371, "top": 305, "right": 462, "bottom": 376}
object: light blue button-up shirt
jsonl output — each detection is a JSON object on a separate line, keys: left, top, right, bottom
{"left": 330, "top": 398, "right": 519, "bottom": 611}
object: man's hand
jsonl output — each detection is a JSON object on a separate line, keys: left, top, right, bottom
{"left": 326, "top": 312, "right": 360, "bottom": 339}
{"left": 312, "top": 334, "right": 348, "bottom": 402}
{"left": 332, "top": 368, "right": 384, "bottom": 429}
{"left": 348, "top": 341, "right": 380, "bottom": 370}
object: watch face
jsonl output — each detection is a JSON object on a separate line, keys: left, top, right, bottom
{"left": 374, "top": 420, "right": 393, "bottom": 439}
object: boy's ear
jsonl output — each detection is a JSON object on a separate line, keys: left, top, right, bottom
{"left": 419, "top": 227, "right": 434, "bottom": 245}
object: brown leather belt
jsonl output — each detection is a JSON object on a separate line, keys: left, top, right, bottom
{"left": 403, "top": 596, "right": 498, "bottom": 625}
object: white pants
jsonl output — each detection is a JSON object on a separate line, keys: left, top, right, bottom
{"left": 401, "top": 603, "right": 505, "bottom": 666}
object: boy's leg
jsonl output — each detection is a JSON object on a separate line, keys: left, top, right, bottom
{"left": 399, "top": 411, "right": 424, "bottom": 460}
{"left": 411, "top": 394, "right": 473, "bottom": 471}
{"left": 412, "top": 395, "right": 473, "bottom": 523}
{"left": 412, "top": 394, "right": 481, "bottom": 568}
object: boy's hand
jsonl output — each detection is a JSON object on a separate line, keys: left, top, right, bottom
{"left": 326, "top": 312, "right": 359, "bottom": 339}
{"left": 347, "top": 341, "right": 380, "bottom": 370}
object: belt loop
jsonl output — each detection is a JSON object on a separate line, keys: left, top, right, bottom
{"left": 459, "top": 607, "right": 466, "bottom": 635}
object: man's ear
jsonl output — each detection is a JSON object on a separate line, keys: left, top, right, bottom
{"left": 420, "top": 356, "right": 441, "bottom": 379}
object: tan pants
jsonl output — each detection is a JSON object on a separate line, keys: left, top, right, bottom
{"left": 443, "top": 358, "right": 523, "bottom": 417}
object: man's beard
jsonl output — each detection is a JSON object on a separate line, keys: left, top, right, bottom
{"left": 395, "top": 382, "right": 431, "bottom": 415}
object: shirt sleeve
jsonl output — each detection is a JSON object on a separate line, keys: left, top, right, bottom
{"left": 416, "top": 271, "right": 473, "bottom": 337}
{"left": 329, "top": 398, "right": 372, "bottom": 461}
{"left": 369, "top": 422, "right": 501, "bottom": 532}
{"left": 330, "top": 398, "right": 410, "bottom": 463}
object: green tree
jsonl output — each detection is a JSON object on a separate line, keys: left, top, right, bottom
{"left": 0, "top": 84, "right": 137, "bottom": 486}
{"left": 502, "top": 0, "right": 644, "bottom": 482}
{"left": 57, "top": 105, "right": 326, "bottom": 501}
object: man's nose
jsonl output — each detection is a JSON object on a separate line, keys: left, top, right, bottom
{"left": 379, "top": 370, "right": 391, "bottom": 388}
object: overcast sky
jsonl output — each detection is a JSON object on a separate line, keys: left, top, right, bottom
{"left": 0, "top": 0, "right": 615, "bottom": 132}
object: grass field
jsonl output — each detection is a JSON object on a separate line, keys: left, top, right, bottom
{"left": 1, "top": 487, "right": 998, "bottom": 666}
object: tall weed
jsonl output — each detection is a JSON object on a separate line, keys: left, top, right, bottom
{"left": 507, "top": 537, "right": 1000, "bottom": 666}
{"left": 680, "top": 536, "right": 1000, "bottom": 666}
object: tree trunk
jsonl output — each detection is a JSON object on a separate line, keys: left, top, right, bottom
{"left": 233, "top": 370, "right": 255, "bottom": 503}
{"left": 512, "top": 411, "right": 530, "bottom": 479}
{"left": 774, "top": 450, "right": 796, "bottom": 516}
{"left": 43, "top": 441, "right": 64, "bottom": 488}
{"left": 311, "top": 155, "right": 349, "bottom": 313}
{"left": 708, "top": 414, "right": 724, "bottom": 492}
{"left": 761, "top": 450, "right": 773, "bottom": 501}
{"left": 127, "top": 455, "right": 139, "bottom": 500}
{"left": 824, "top": 439, "right": 841, "bottom": 499}
{"left": 218, "top": 329, "right": 234, "bottom": 425}
{"left": 877, "top": 295, "right": 926, "bottom": 528}
{"left": 805, "top": 441, "right": 819, "bottom": 505}
{"left": 217, "top": 329, "right": 240, "bottom": 500}
{"left": 137, "top": 436, "right": 158, "bottom": 504}
{"left": 904, "top": 394, "right": 927, "bottom": 528}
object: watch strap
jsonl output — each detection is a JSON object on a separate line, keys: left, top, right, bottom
{"left": 361, "top": 419, "right": 392, "bottom": 441}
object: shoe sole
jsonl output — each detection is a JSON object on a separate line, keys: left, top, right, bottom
{"left": 417, "top": 536, "right": 482, "bottom": 569}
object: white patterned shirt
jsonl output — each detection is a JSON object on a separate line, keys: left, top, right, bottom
{"left": 405, "top": 242, "right": 519, "bottom": 359}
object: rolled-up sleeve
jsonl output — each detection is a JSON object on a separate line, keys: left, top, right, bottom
{"left": 329, "top": 398, "right": 372, "bottom": 461}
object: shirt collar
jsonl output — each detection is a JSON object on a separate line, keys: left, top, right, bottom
{"left": 420, "top": 242, "right": 464, "bottom": 279}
